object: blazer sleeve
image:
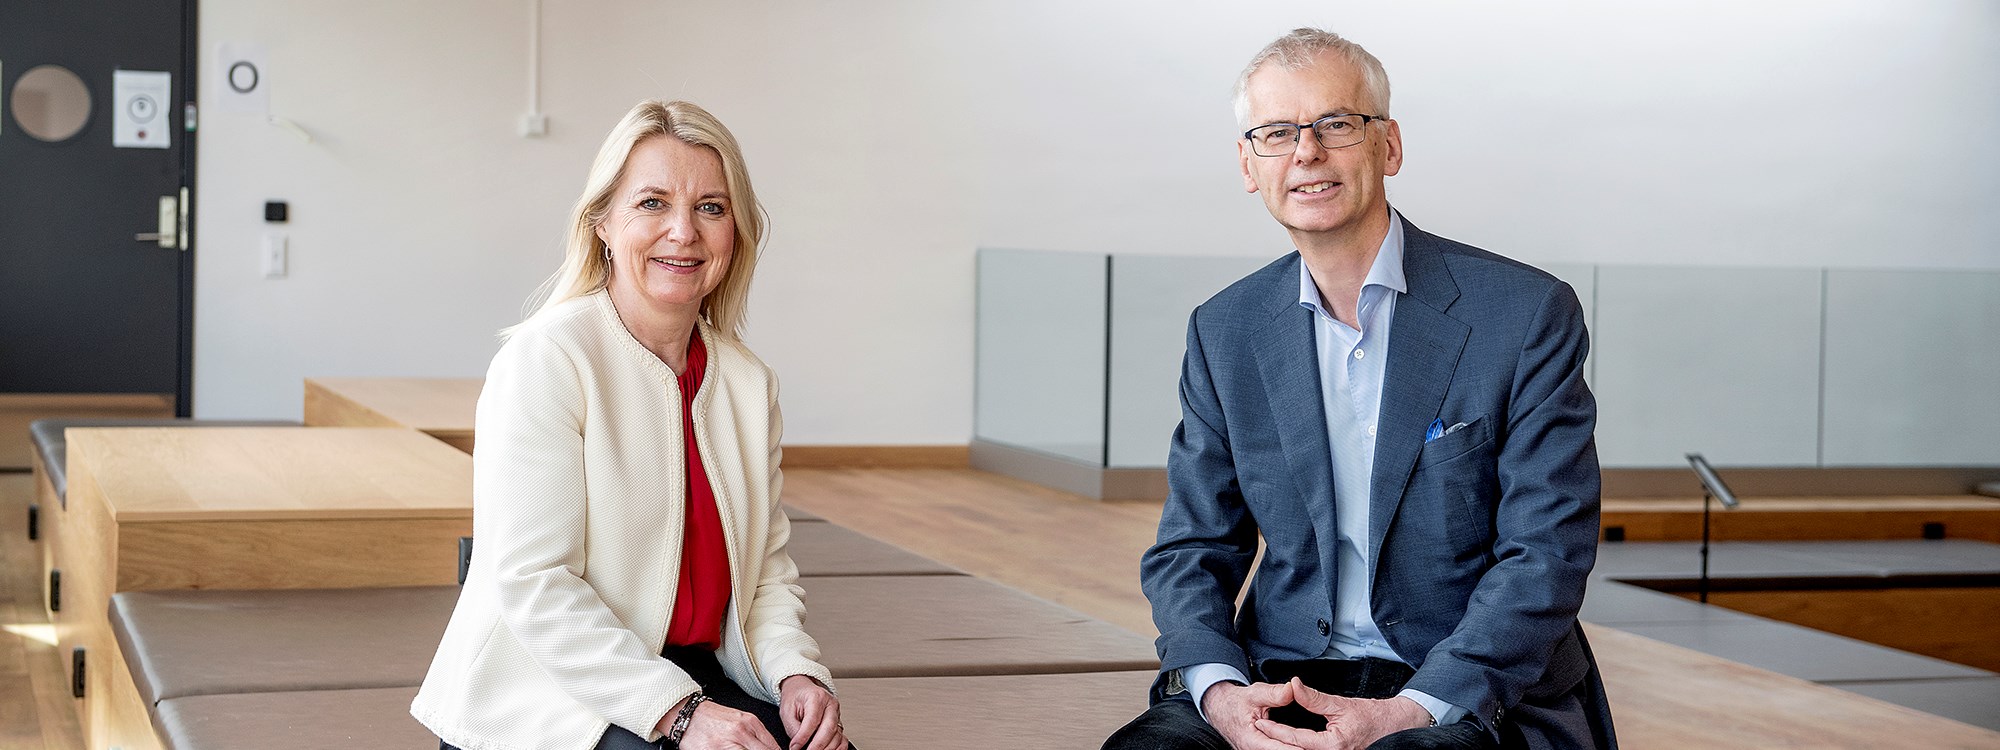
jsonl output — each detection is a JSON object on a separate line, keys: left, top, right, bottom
{"left": 1140, "top": 308, "right": 1262, "bottom": 698}
{"left": 743, "top": 364, "right": 835, "bottom": 698}
{"left": 1402, "top": 282, "right": 1601, "bottom": 728}
{"left": 477, "top": 331, "right": 698, "bottom": 740}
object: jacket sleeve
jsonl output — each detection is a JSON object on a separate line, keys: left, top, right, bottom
{"left": 744, "top": 364, "right": 835, "bottom": 699}
{"left": 477, "top": 331, "right": 697, "bottom": 741}
{"left": 1401, "top": 282, "right": 1601, "bottom": 730}
{"left": 1140, "top": 308, "right": 1261, "bottom": 699}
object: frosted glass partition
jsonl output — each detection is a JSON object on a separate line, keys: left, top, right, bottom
{"left": 1593, "top": 266, "right": 1823, "bottom": 467}
{"left": 1821, "top": 269, "right": 2000, "bottom": 466}
{"left": 1539, "top": 263, "right": 1598, "bottom": 386}
{"left": 975, "top": 249, "right": 1264, "bottom": 469}
{"left": 979, "top": 255, "right": 1999, "bottom": 479}
{"left": 1106, "top": 256, "right": 1270, "bottom": 467}
{"left": 974, "top": 249, "right": 1108, "bottom": 464}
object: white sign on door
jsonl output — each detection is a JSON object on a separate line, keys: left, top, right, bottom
{"left": 112, "top": 69, "right": 172, "bottom": 149}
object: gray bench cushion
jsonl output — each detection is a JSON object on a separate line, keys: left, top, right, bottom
{"left": 154, "top": 686, "right": 433, "bottom": 750}
{"left": 29, "top": 418, "right": 299, "bottom": 505}
{"left": 789, "top": 522, "right": 962, "bottom": 577}
{"left": 1836, "top": 677, "right": 2000, "bottom": 732}
{"left": 803, "top": 575, "right": 1158, "bottom": 678}
{"left": 1612, "top": 618, "right": 1992, "bottom": 683}
{"left": 150, "top": 675, "right": 1161, "bottom": 750}
{"left": 1978, "top": 481, "right": 2000, "bottom": 499}
{"left": 839, "top": 671, "right": 1155, "bottom": 749}
{"left": 110, "top": 586, "right": 457, "bottom": 704}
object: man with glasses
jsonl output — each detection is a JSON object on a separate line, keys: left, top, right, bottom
{"left": 1104, "top": 29, "right": 1614, "bottom": 750}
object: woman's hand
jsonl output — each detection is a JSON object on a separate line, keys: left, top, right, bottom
{"left": 661, "top": 696, "right": 781, "bottom": 750}
{"left": 779, "top": 675, "right": 845, "bottom": 750}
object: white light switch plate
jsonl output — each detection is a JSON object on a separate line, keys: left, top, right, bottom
{"left": 262, "top": 231, "right": 287, "bottom": 278}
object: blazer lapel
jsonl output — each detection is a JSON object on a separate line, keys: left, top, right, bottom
{"left": 1368, "top": 221, "right": 1470, "bottom": 565}
{"left": 1250, "top": 255, "right": 1342, "bottom": 573}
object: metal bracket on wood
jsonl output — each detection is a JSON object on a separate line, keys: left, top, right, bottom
{"left": 72, "top": 647, "right": 86, "bottom": 698}
{"left": 458, "top": 536, "right": 474, "bottom": 585}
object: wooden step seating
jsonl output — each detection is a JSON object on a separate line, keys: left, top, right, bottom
{"left": 27, "top": 418, "right": 300, "bottom": 513}
{"left": 42, "top": 426, "right": 475, "bottom": 749}
{"left": 103, "top": 573, "right": 1158, "bottom": 748}
{"left": 23, "top": 418, "right": 300, "bottom": 647}
{"left": 303, "top": 377, "right": 482, "bottom": 453}
{"left": 98, "top": 524, "right": 980, "bottom": 749}
{"left": 62, "top": 415, "right": 1155, "bottom": 749}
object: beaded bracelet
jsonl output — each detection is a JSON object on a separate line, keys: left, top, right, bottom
{"left": 666, "top": 692, "right": 709, "bottom": 746}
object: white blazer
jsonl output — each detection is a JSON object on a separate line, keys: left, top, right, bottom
{"left": 412, "top": 291, "right": 832, "bottom": 750}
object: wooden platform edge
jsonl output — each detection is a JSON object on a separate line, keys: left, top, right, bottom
{"left": 1604, "top": 467, "right": 2000, "bottom": 498}
{"left": 782, "top": 445, "right": 969, "bottom": 469}
{"left": 301, "top": 380, "right": 403, "bottom": 430}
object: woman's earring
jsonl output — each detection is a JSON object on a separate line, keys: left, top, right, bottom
{"left": 603, "top": 244, "right": 613, "bottom": 262}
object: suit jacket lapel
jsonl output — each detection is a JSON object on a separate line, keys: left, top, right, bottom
{"left": 1368, "top": 221, "right": 1470, "bottom": 566}
{"left": 1250, "top": 255, "right": 1342, "bottom": 573}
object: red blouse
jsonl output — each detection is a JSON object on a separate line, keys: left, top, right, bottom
{"left": 664, "top": 331, "right": 730, "bottom": 649}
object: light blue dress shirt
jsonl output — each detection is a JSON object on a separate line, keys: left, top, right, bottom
{"left": 1186, "top": 210, "right": 1468, "bottom": 727}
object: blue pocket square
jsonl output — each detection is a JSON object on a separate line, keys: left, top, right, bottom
{"left": 1425, "top": 419, "right": 1470, "bottom": 443}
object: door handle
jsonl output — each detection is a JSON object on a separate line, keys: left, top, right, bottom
{"left": 136, "top": 195, "right": 178, "bottom": 249}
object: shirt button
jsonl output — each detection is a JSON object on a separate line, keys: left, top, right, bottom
{"left": 1353, "top": 350, "right": 1365, "bottom": 360}
{"left": 1367, "top": 425, "right": 1377, "bottom": 437}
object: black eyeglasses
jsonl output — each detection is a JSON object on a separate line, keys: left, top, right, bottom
{"left": 1243, "top": 113, "right": 1386, "bottom": 157}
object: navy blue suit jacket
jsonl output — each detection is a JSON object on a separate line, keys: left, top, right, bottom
{"left": 1141, "top": 217, "right": 1616, "bottom": 749}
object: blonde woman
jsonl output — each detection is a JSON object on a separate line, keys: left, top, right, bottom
{"left": 414, "top": 100, "right": 848, "bottom": 750}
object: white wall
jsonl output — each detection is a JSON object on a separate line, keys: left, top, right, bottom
{"left": 195, "top": 0, "right": 2000, "bottom": 443}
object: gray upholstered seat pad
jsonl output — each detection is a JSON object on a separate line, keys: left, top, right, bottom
{"left": 111, "top": 586, "right": 458, "bottom": 704}
{"left": 147, "top": 675, "right": 1160, "bottom": 750}
{"left": 153, "top": 686, "right": 433, "bottom": 750}
{"left": 1978, "top": 481, "right": 2000, "bottom": 499}
{"left": 838, "top": 671, "right": 1155, "bottom": 749}
{"left": 28, "top": 418, "right": 299, "bottom": 504}
{"left": 803, "top": 575, "right": 1158, "bottom": 678}
{"left": 789, "top": 522, "right": 962, "bottom": 577}
{"left": 1837, "top": 677, "right": 2000, "bottom": 733}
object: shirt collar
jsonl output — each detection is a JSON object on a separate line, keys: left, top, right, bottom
{"left": 1297, "top": 207, "right": 1408, "bottom": 315}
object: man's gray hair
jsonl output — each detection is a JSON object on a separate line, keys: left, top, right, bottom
{"left": 1232, "top": 28, "right": 1391, "bottom": 127}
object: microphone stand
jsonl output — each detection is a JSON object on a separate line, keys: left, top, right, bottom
{"left": 1685, "top": 453, "right": 1740, "bottom": 604}
{"left": 1700, "top": 486, "right": 1714, "bottom": 603}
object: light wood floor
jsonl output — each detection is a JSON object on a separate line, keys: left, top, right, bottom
{"left": 783, "top": 466, "right": 1168, "bottom": 636}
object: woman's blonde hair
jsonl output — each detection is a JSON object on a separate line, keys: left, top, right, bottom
{"left": 511, "top": 99, "right": 766, "bottom": 339}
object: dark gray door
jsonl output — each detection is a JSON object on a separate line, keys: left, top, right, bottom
{"left": 1, "top": 0, "right": 193, "bottom": 411}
